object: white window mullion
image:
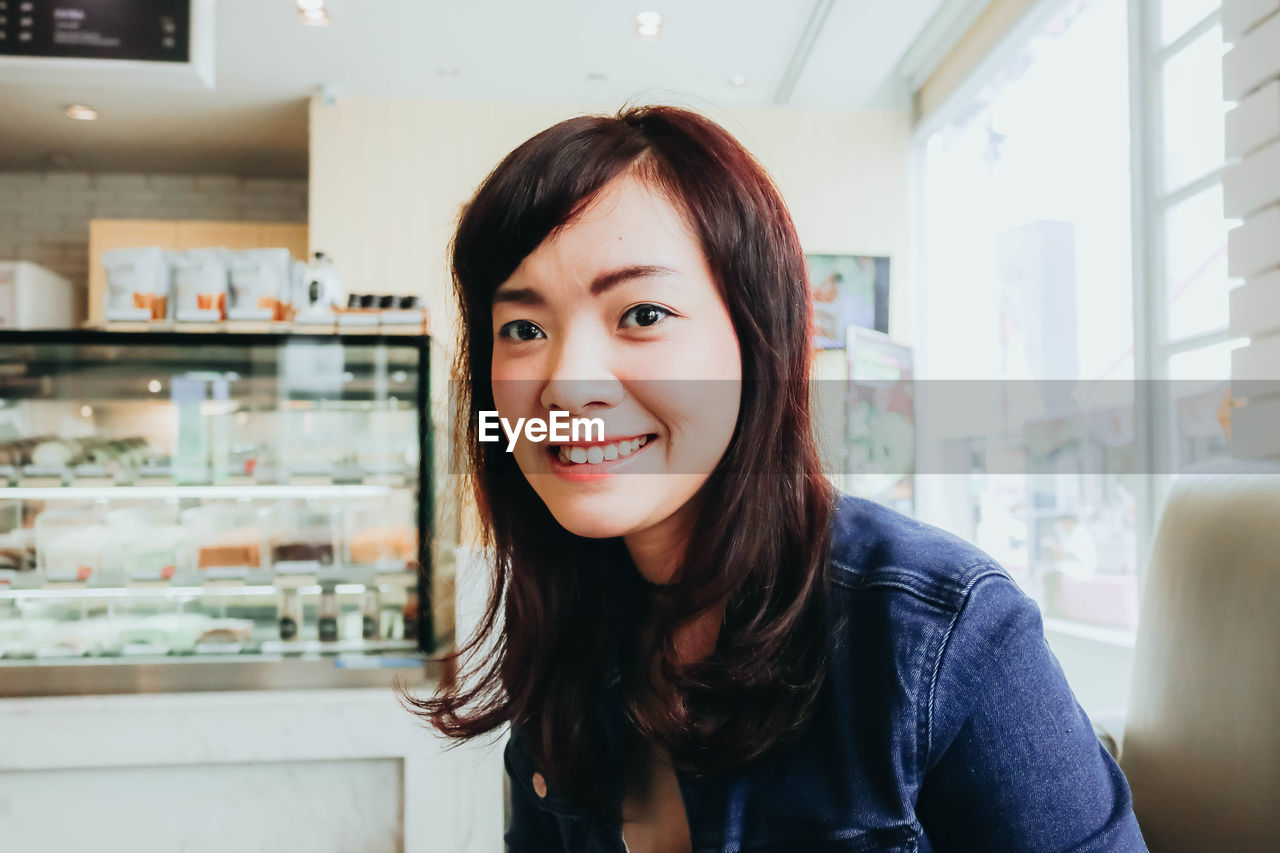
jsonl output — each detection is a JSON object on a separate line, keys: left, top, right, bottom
{"left": 1158, "top": 168, "right": 1225, "bottom": 207}
{"left": 1128, "top": 0, "right": 1166, "bottom": 587}
{"left": 1154, "top": 8, "right": 1221, "bottom": 63}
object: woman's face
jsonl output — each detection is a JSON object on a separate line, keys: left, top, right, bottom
{"left": 489, "top": 172, "right": 742, "bottom": 544}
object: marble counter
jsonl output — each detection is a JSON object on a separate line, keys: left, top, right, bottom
{"left": 0, "top": 685, "right": 505, "bottom": 852}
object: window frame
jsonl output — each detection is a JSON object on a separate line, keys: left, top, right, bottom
{"left": 909, "top": 0, "right": 1232, "bottom": 597}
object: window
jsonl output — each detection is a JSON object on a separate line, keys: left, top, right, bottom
{"left": 911, "top": 0, "right": 1237, "bottom": 715}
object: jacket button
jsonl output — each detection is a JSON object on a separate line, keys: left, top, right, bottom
{"left": 532, "top": 773, "right": 547, "bottom": 798}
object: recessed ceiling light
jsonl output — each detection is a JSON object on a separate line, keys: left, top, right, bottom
{"left": 729, "top": 74, "right": 747, "bottom": 87}
{"left": 636, "top": 11, "right": 662, "bottom": 39}
{"left": 298, "top": 1, "right": 329, "bottom": 25}
{"left": 65, "top": 105, "right": 97, "bottom": 121}
{"left": 147, "top": 379, "right": 162, "bottom": 393}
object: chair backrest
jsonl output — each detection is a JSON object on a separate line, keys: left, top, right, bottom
{"left": 1121, "top": 470, "right": 1280, "bottom": 851}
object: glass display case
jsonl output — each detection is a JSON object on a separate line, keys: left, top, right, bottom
{"left": 0, "top": 330, "right": 436, "bottom": 696}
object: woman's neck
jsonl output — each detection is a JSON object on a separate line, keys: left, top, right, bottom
{"left": 622, "top": 506, "right": 722, "bottom": 666}
{"left": 622, "top": 495, "right": 702, "bottom": 585}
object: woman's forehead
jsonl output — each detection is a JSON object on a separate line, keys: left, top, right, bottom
{"left": 499, "top": 176, "right": 702, "bottom": 295}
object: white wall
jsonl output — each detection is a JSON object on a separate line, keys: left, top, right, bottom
{"left": 0, "top": 171, "right": 308, "bottom": 305}
{"left": 308, "top": 97, "right": 912, "bottom": 352}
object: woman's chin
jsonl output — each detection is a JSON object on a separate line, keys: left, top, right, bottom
{"left": 527, "top": 485, "right": 648, "bottom": 540}
{"left": 544, "top": 500, "right": 642, "bottom": 540}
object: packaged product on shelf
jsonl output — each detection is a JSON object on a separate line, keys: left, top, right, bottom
{"left": 0, "top": 530, "right": 36, "bottom": 573}
{"left": 361, "top": 589, "right": 381, "bottom": 640}
{"left": 227, "top": 248, "right": 292, "bottom": 322}
{"left": 297, "top": 251, "right": 343, "bottom": 318}
{"left": 118, "top": 612, "right": 218, "bottom": 655}
{"left": 2, "top": 436, "right": 152, "bottom": 478}
{"left": 172, "top": 375, "right": 211, "bottom": 484}
{"left": 102, "top": 246, "right": 169, "bottom": 322}
{"left": 37, "top": 618, "right": 115, "bottom": 657}
{"left": 270, "top": 501, "right": 339, "bottom": 570}
{"left": 113, "top": 611, "right": 176, "bottom": 655}
{"left": 379, "top": 294, "right": 429, "bottom": 328}
{"left": 0, "top": 617, "right": 54, "bottom": 657}
{"left": 36, "top": 508, "right": 104, "bottom": 583}
{"left": 349, "top": 525, "right": 416, "bottom": 566}
{"left": 30, "top": 438, "right": 75, "bottom": 468}
{"left": 101, "top": 508, "right": 186, "bottom": 584}
{"left": 169, "top": 248, "right": 229, "bottom": 322}
{"left": 84, "top": 437, "right": 150, "bottom": 472}
{"left": 317, "top": 586, "right": 339, "bottom": 642}
{"left": 0, "top": 520, "right": 36, "bottom": 583}
{"left": 278, "top": 588, "right": 301, "bottom": 641}
{"left": 402, "top": 589, "right": 419, "bottom": 641}
{"left": 194, "top": 618, "right": 255, "bottom": 646}
{"left": 345, "top": 493, "right": 417, "bottom": 567}
{"left": 183, "top": 504, "right": 269, "bottom": 580}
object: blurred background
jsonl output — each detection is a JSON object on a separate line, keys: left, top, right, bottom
{"left": 1, "top": 1, "right": 1274, "bottom": 850}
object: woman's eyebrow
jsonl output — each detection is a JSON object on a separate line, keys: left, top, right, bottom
{"left": 493, "top": 265, "right": 680, "bottom": 306}
{"left": 492, "top": 286, "right": 543, "bottom": 306}
{"left": 590, "top": 264, "right": 680, "bottom": 296}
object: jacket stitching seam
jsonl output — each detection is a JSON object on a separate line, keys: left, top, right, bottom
{"left": 830, "top": 557, "right": 989, "bottom": 610}
{"left": 923, "top": 567, "right": 1010, "bottom": 771}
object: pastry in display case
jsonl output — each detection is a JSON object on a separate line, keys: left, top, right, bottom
{"left": 0, "top": 329, "right": 435, "bottom": 696}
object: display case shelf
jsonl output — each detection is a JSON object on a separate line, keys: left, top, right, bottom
{"left": 0, "top": 483, "right": 412, "bottom": 498}
{"left": 0, "top": 329, "right": 434, "bottom": 696}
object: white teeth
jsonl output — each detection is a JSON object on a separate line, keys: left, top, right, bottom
{"left": 555, "top": 436, "right": 653, "bottom": 465}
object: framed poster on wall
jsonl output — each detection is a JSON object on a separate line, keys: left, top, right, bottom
{"left": 806, "top": 254, "right": 890, "bottom": 348}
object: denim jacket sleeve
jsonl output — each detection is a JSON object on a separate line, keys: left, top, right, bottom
{"left": 915, "top": 571, "right": 1148, "bottom": 852}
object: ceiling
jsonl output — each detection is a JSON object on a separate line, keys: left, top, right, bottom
{"left": 0, "top": 0, "right": 947, "bottom": 178}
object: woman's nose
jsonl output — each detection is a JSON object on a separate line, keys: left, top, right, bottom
{"left": 539, "top": 328, "right": 624, "bottom": 413}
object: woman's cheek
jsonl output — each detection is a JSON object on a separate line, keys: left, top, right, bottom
{"left": 640, "top": 381, "right": 740, "bottom": 473}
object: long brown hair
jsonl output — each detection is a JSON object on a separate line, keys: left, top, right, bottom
{"left": 399, "top": 105, "right": 835, "bottom": 810}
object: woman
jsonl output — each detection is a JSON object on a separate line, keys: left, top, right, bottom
{"left": 402, "top": 105, "right": 1148, "bottom": 852}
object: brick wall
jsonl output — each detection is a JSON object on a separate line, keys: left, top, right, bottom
{"left": 0, "top": 171, "right": 308, "bottom": 295}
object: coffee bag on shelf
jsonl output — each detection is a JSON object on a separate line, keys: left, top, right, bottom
{"left": 228, "top": 248, "right": 292, "bottom": 322}
{"left": 102, "top": 246, "right": 169, "bottom": 322}
{"left": 170, "top": 248, "right": 229, "bottom": 322}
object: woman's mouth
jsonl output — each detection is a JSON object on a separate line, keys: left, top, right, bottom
{"left": 545, "top": 433, "right": 658, "bottom": 475}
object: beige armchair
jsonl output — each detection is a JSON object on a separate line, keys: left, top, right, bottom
{"left": 1112, "top": 469, "right": 1280, "bottom": 851}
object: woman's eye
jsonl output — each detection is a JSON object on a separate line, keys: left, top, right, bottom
{"left": 620, "top": 304, "right": 671, "bottom": 329}
{"left": 498, "top": 320, "right": 546, "bottom": 342}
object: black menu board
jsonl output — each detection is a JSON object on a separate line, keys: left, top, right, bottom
{"left": 0, "top": 0, "right": 190, "bottom": 62}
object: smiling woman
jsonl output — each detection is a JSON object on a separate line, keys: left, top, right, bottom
{"left": 397, "top": 105, "right": 1148, "bottom": 853}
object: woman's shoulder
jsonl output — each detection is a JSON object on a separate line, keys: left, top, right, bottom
{"left": 826, "top": 490, "right": 1017, "bottom": 613}
{"left": 822, "top": 492, "right": 1052, "bottom": 767}
{"left": 823, "top": 491, "right": 1044, "bottom": 693}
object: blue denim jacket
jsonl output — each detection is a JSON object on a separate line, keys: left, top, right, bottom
{"left": 504, "top": 492, "right": 1149, "bottom": 851}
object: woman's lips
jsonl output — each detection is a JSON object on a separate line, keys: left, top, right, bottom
{"left": 544, "top": 433, "right": 657, "bottom": 478}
